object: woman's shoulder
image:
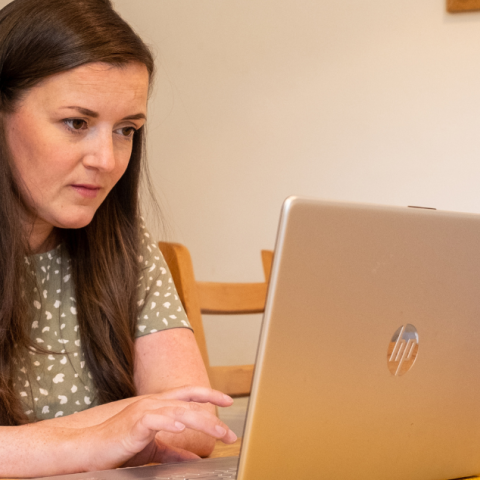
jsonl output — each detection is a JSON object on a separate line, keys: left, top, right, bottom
{"left": 135, "top": 220, "right": 191, "bottom": 337}
{"left": 137, "top": 219, "right": 169, "bottom": 272}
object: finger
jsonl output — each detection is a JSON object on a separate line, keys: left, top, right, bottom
{"left": 121, "top": 439, "right": 200, "bottom": 468}
{"left": 123, "top": 411, "right": 187, "bottom": 455}
{"left": 145, "top": 406, "right": 237, "bottom": 444}
{"left": 183, "top": 401, "right": 237, "bottom": 443}
{"left": 152, "top": 385, "right": 234, "bottom": 407}
{"left": 121, "top": 440, "right": 158, "bottom": 468}
{"left": 152, "top": 439, "right": 201, "bottom": 464}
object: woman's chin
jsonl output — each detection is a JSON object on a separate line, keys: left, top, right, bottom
{"left": 55, "top": 214, "right": 96, "bottom": 230}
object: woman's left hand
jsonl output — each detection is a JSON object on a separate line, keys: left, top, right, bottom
{"left": 121, "top": 435, "right": 200, "bottom": 467}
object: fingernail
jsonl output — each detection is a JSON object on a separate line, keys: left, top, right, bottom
{"left": 223, "top": 394, "right": 233, "bottom": 402}
{"left": 175, "top": 421, "right": 185, "bottom": 430}
{"left": 215, "top": 425, "right": 227, "bottom": 436}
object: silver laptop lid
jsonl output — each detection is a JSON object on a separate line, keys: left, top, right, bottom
{"left": 239, "top": 197, "right": 480, "bottom": 480}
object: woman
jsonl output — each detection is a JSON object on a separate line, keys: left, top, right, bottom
{"left": 0, "top": 0, "right": 236, "bottom": 476}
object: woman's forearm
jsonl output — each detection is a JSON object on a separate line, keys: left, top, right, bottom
{"left": 41, "top": 396, "right": 139, "bottom": 428}
{"left": 0, "top": 423, "right": 93, "bottom": 477}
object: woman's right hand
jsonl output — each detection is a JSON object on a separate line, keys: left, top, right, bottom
{"left": 84, "top": 385, "right": 237, "bottom": 471}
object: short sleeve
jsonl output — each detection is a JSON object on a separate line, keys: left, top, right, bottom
{"left": 136, "top": 223, "right": 192, "bottom": 338}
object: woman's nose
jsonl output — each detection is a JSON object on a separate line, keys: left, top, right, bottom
{"left": 82, "top": 131, "right": 116, "bottom": 172}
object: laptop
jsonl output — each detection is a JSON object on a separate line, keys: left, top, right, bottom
{"left": 38, "top": 197, "right": 480, "bottom": 480}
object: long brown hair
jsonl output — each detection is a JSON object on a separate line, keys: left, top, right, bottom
{"left": 0, "top": 0, "right": 155, "bottom": 425}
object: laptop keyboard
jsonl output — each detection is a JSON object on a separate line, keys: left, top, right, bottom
{"left": 144, "top": 466, "right": 238, "bottom": 479}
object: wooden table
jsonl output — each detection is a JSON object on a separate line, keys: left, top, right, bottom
{"left": 208, "top": 438, "right": 241, "bottom": 458}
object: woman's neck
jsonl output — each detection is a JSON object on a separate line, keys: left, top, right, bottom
{"left": 28, "top": 222, "right": 59, "bottom": 254}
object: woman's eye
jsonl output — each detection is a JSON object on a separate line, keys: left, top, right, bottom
{"left": 64, "top": 119, "right": 87, "bottom": 131}
{"left": 118, "top": 127, "right": 136, "bottom": 138}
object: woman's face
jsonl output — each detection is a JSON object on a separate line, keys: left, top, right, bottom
{"left": 5, "top": 61, "right": 149, "bottom": 239}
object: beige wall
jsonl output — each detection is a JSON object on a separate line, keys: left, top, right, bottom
{"left": 3, "top": 0, "right": 480, "bottom": 366}
{"left": 113, "top": 0, "right": 480, "bottom": 366}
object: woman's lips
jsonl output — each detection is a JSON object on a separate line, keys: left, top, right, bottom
{"left": 71, "top": 184, "right": 101, "bottom": 199}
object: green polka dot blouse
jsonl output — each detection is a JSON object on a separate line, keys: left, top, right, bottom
{"left": 15, "top": 223, "right": 191, "bottom": 422}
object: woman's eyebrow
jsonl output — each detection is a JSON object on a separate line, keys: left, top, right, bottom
{"left": 122, "top": 113, "right": 146, "bottom": 121}
{"left": 63, "top": 106, "right": 99, "bottom": 118}
{"left": 61, "top": 106, "right": 146, "bottom": 121}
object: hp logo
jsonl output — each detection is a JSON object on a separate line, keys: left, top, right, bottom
{"left": 387, "top": 324, "right": 419, "bottom": 376}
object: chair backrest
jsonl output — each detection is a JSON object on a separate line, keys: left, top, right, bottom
{"left": 158, "top": 242, "right": 273, "bottom": 396}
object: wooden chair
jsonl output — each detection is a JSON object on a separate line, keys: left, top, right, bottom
{"left": 158, "top": 242, "right": 273, "bottom": 396}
